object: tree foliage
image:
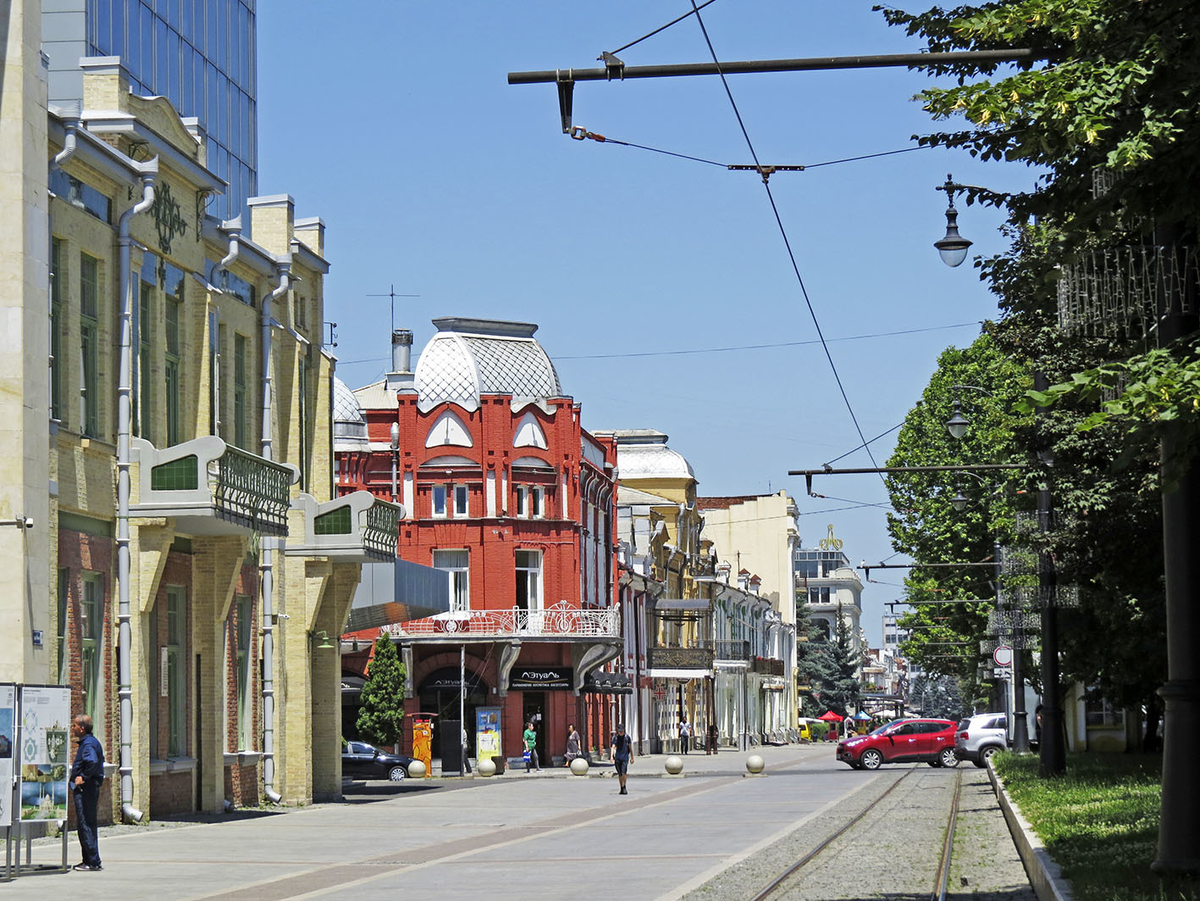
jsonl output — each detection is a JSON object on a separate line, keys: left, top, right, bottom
{"left": 877, "top": 0, "right": 1181, "bottom": 714}
{"left": 356, "top": 634, "right": 407, "bottom": 748}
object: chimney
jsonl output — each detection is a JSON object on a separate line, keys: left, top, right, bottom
{"left": 386, "top": 329, "right": 414, "bottom": 392}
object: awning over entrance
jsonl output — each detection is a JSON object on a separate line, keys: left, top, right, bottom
{"left": 583, "top": 671, "right": 633, "bottom": 695}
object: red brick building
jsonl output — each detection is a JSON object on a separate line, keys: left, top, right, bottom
{"left": 339, "top": 319, "right": 624, "bottom": 766}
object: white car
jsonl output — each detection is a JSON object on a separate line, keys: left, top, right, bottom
{"left": 953, "top": 713, "right": 1008, "bottom": 767}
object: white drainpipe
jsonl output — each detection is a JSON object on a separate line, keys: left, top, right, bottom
{"left": 116, "top": 158, "right": 158, "bottom": 824}
{"left": 260, "top": 259, "right": 290, "bottom": 804}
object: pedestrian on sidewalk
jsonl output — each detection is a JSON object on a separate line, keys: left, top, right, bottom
{"left": 564, "top": 723, "right": 582, "bottom": 766}
{"left": 707, "top": 722, "right": 719, "bottom": 755}
{"left": 679, "top": 716, "right": 691, "bottom": 754}
{"left": 523, "top": 721, "right": 541, "bottom": 772}
{"left": 610, "top": 723, "right": 634, "bottom": 795}
{"left": 70, "top": 713, "right": 104, "bottom": 872}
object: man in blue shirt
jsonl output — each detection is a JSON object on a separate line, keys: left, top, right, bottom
{"left": 610, "top": 723, "right": 634, "bottom": 795}
{"left": 70, "top": 714, "right": 104, "bottom": 872}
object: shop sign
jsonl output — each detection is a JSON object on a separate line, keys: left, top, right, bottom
{"left": 508, "top": 667, "right": 573, "bottom": 691}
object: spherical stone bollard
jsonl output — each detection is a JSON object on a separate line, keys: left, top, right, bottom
{"left": 407, "top": 759, "right": 427, "bottom": 779}
{"left": 664, "top": 755, "right": 684, "bottom": 775}
{"left": 746, "top": 754, "right": 765, "bottom": 775}
{"left": 570, "top": 757, "right": 589, "bottom": 776}
{"left": 477, "top": 757, "right": 496, "bottom": 777}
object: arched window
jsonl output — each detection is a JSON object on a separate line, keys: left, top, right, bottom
{"left": 425, "top": 410, "right": 472, "bottom": 448}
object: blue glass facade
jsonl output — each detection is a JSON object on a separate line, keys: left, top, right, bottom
{"left": 78, "top": 0, "right": 257, "bottom": 222}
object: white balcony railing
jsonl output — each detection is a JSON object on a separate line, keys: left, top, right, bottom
{"left": 387, "top": 602, "right": 619, "bottom": 639}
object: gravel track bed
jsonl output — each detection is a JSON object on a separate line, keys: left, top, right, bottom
{"left": 682, "top": 766, "right": 909, "bottom": 901}
{"left": 946, "top": 768, "right": 1037, "bottom": 901}
{"left": 685, "top": 765, "right": 972, "bottom": 901}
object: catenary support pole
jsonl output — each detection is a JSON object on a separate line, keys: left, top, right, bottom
{"left": 1152, "top": 228, "right": 1200, "bottom": 876}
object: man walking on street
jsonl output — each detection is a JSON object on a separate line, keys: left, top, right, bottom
{"left": 70, "top": 714, "right": 104, "bottom": 872}
{"left": 610, "top": 723, "right": 634, "bottom": 795}
{"left": 679, "top": 715, "right": 691, "bottom": 754}
{"left": 523, "top": 721, "right": 541, "bottom": 772}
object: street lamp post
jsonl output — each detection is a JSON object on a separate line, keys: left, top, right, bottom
{"left": 938, "top": 205, "right": 1058, "bottom": 771}
{"left": 943, "top": 404, "right": 1031, "bottom": 755}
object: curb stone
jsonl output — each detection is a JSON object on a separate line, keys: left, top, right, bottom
{"left": 987, "top": 759, "right": 1074, "bottom": 901}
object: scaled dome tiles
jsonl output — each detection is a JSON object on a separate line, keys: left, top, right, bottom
{"left": 413, "top": 319, "right": 562, "bottom": 413}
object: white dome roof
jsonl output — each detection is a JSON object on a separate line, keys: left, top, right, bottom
{"left": 333, "top": 377, "right": 369, "bottom": 452}
{"left": 413, "top": 318, "right": 562, "bottom": 413}
{"left": 612, "top": 430, "right": 695, "bottom": 480}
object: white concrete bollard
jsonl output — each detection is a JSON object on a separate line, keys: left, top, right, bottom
{"left": 746, "top": 754, "right": 765, "bottom": 774}
{"left": 477, "top": 757, "right": 496, "bottom": 777}
{"left": 664, "top": 755, "right": 684, "bottom": 775}
{"left": 408, "top": 760, "right": 427, "bottom": 779}
{"left": 570, "top": 758, "right": 589, "bottom": 776}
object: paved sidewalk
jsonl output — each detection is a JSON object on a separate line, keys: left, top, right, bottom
{"left": 3, "top": 743, "right": 857, "bottom": 900}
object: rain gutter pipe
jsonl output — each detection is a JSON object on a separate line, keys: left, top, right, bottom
{"left": 207, "top": 217, "right": 242, "bottom": 438}
{"left": 117, "top": 158, "right": 158, "bottom": 824}
{"left": 260, "top": 258, "right": 291, "bottom": 805}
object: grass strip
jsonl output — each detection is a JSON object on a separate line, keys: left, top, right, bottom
{"left": 993, "top": 752, "right": 1197, "bottom": 901}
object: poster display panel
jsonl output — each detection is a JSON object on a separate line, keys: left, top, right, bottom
{"left": 18, "top": 686, "right": 72, "bottom": 821}
{"left": 0, "top": 684, "right": 14, "bottom": 827}
{"left": 475, "top": 706, "right": 501, "bottom": 763}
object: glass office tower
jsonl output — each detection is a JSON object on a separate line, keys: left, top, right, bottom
{"left": 43, "top": 0, "right": 257, "bottom": 222}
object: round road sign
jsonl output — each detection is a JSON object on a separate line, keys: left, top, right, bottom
{"left": 993, "top": 645, "right": 1013, "bottom": 667}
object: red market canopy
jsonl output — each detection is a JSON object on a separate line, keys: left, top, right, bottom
{"left": 817, "top": 710, "right": 843, "bottom": 722}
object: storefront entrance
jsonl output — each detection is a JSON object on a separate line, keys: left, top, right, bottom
{"left": 522, "top": 691, "right": 547, "bottom": 763}
{"left": 418, "top": 667, "right": 488, "bottom": 756}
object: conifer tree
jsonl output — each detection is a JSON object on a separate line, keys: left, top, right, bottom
{"left": 356, "top": 633, "right": 406, "bottom": 748}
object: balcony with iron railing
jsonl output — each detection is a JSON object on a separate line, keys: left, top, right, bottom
{"left": 647, "top": 642, "right": 715, "bottom": 672}
{"left": 286, "top": 491, "right": 404, "bottom": 562}
{"left": 714, "top": 639, "right": 751, "bottom": 661}
{"left": 388, "top": 602, "right": 619, "bottom": 640}
{"left": 753, "top": 656, "right": 785, "bottom": 676}
{"left": 131, "top": 436, "right": 299, "bottom": 536}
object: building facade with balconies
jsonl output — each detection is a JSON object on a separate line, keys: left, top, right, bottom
{"left": 339, "top": 319, "right": 621, "bottom": 767}
{"left": 794, "top": 527, "right": 865, "bottom": 671}
{"left": 699, "top": 492, "right": 801, "bottom": 733}
{"left": 2, "top": 58, "right": 372, "bottom": 825}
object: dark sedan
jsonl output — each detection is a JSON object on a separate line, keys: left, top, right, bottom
{"left": 342, "top": 741, "right": 415, "bottom": 782}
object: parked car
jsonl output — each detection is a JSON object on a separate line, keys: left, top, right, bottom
{"left": 836, "top": 718, "right": 958, "bottom": 770}
{"left": 954, "top": 713, "right": 1009, "bottom": 767}
{"left": 342, "top": 740, "right": 416, "bottom": 782}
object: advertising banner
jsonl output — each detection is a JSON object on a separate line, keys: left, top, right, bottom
{"left": 0, "top": 684, "right": 14, "bottom": 827}
{"left": 475, "top": 706, "right": 501, "bottom": 763}
{"left": 18, "top": 686, "right": 72, "bottom": 822}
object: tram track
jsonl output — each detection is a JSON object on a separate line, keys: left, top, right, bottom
{"left": 749, "top": 766, "right": 964, "bottom": 901}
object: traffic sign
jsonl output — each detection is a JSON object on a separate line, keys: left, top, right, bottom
{"left": 993, "top": 645, "right": 1013, "bottom": 667}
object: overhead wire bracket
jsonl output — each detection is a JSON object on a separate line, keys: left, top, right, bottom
{"left": 556, "top": 69, "right": 574, "bottom": 134}
{"left": 598, "top": 51, "right": 625, "bottom": 80}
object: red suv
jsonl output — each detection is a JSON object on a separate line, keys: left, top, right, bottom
{"left": 836, "top": 718, "right": 959, "bottom": 770}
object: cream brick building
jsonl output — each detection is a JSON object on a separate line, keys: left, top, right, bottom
{"left": 1, "top": 42, "right": 396, "bottom": 822}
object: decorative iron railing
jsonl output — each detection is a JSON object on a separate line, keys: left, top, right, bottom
{"left": 362, "top": 498, "right": 402, "bottom": 559}
{"left": 714, "top": 639, "right": 750, "bottom": 661}
{"left": 688, "top": 556, "right": 716, "bottom": 578}
{"left": 389, "top": 602, "right": 619, "bottom": 638}
{"left": 648, "top": 644, "right": 714, "bottom": 671}
{"left": 212, "top": 445, "right": 296, "bottom": 534}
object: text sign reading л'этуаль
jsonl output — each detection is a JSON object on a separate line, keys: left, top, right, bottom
{"left": 508, "top": 667, "right": 574, "bottom": 691}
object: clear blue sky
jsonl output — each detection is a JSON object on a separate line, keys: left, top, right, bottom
{"left": 257, "top": 1, "right": 1035, "bottom": 645}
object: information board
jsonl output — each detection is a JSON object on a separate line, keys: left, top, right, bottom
{"left": 0, "top": 684, "right": 14, "bottom": 827}
{"left": 475, "top": 706, "right": 501, "bottom": 763}
{"left": 18, "top": 686, "right": 71, "bottom": 822}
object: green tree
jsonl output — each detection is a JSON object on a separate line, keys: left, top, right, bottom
{"left": 876, "top": 0, "right": 1180, "bottom": 718}
{"left": 356, "top": 634, "right": 407, "bottom": 748}
{"left": 808, "top": 604, "right": 862, "bottom": 716}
